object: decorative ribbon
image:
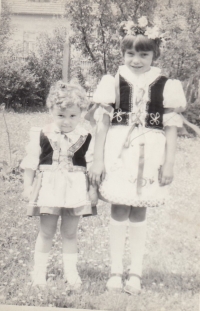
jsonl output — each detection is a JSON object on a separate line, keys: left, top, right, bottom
{"left": 136, "top": 143, "right": 145, "bottom": 196}
{"left": 150, "top": 112, "right": 160, "bottom": 125}
{"left": 113, "top": 108, "right": 127, "bottom": 122}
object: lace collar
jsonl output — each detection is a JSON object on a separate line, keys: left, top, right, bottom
{"left": 42, "top": 123, "right": 89, "bottom": 147}
{"left": 118, "top": 66, "right": 162, "bottom": 87}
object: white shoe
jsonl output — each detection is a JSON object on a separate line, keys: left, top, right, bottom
{"left": 31, "top": 251, "right": 49, "bottom": 287}
{"left": 124, "top": 273, "right": 141, "bottom": 294}
{"left": 64, "top": 268, "right": 82, "bottom": 290}
{"left": 106, "top": 273, "right": 123, "bottom": 291}
{"left": 31, "top": 267, "right": 47, "bottom": 287}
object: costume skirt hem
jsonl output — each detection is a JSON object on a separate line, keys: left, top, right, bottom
{"left": 27, "top": 204, "right": 95, "bottom": 217}
{"left": 99, "top": 189, "right": 166, "bottom": 208}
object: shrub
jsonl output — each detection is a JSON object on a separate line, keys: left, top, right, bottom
{"left": 0, "top": 54, "right": 42, "bottom": 110}
{"left": 182, "top": 74, "right": 200, "bottom": 127}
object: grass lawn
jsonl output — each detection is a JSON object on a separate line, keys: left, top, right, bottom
{"left": 0, "top": 111, "right": 200, "bottom": 311}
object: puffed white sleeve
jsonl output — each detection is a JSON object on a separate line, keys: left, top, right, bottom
{"left": 92, "top": 74, "right": 115, "bottom": 123}
{"left": 20, "top": 127, "right": 41, "bottom": 170}
{"left": 163, "top": 79, "right": 187, "bottom": 128}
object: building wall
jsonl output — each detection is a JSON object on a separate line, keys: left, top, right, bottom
{"left": 10, "top": 14, "right": 69, "bottom": 56}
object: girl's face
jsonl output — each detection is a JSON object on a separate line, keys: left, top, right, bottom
{"left": 124, "top": 47, "right": 154, "bottom": 75}
{"left": 51, "top": 104, "right": 82, "bottom": 133}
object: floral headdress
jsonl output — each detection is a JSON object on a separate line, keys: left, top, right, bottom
{"left": 119, "top": 16, "right": 163, "bottom": 43}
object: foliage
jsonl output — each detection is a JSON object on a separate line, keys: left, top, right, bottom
{"left": 181, "top": 74, "right": 200, "bottom": 129}
{"left": 183, "top": 102, "right": 200, "bottom": 128}
{"left": 26, "top": 27, "right": 66, "bottom": 103}
{"left": 0, "top": 1, "right": 12, "bottom": 53}
{"left": 65, "top": 0, "right": 157, "bottom": 79}
{"left": 0, "top": 27, "right": 69, "bottom": 110}
{"left": 65, "top": 0, "right": 200, "bottom": 81}
{"left": 154, "top": 1, "right": 200, "bottom": 80}
{"left": 0, "top": 53, "right": 41, "bottom": 110}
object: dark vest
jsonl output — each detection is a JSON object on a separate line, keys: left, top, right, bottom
{"left": 111, "top": 75, "right": 168, "bottom": 130}
{"left": 39, "top": 131, "right": 92, "bottom": 168}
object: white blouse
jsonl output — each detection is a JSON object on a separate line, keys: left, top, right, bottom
{"left": 92, "top": 66, "right": 187, "bottom": 128}
{"left": 20, "top": 123, "right": 94, "bottom": 171}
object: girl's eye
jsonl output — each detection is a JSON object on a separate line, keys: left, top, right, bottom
{"left": 58, "top": 115, "right": 64, "bottom": 117}
{"left": 141, "top": 53, "right": 148, "bottom": 57}
{"left": 71, "top": 115, "right": 76, "bottom": 118}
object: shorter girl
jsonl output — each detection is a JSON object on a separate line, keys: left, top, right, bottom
{"left": 21, "top": 80, "right": 95, "bottom": 289}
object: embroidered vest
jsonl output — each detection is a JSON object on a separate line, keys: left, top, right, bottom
{"left": 112, "top": 75, "right": 168, "bottom": 130}
{"left": 39, "top": 131, "right": 92, "bottom": 168}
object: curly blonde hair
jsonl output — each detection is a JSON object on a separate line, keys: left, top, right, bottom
{"left": 46, "top": 80, "right": 89, "bottom": 111}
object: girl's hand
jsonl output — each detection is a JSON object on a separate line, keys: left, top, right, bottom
{"left": 88, "top": 160, "right": 105, "bottom": 186}
{"left": 22, "top": 186, "right": 32, "bottom": 200}
{"left": 159, "top": 162, "right": 174, "bottom": 186}
{"left": 88, "top": 185, "right": 98, "bottom": 206}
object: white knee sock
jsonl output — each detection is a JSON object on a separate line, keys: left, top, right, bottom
{"left": 129, "top": 220, "right": 147, "bottom": 277}
{"left": 32, "top": 251, "right": 49, "bottom": 285}
{"left": 63, "top": 253, "right": 78, "bottom": 272}
{"left": 110, "top": 218, "right": 127, "bottom": 274}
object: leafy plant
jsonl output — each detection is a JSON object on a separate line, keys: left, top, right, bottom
{"left": 65, "top": 0, "right": 157, "bottom": 79}
{"left": 0, "top": 53, "right": 42, "bottom": 110}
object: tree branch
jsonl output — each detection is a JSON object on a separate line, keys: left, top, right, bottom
{"left": 117, "top": 2, "right": 127, "bottom": 20}
{"left": 134, "top": 0, "right": 143, "bottom": 17}
{"left": 80, "top": 26, "right": 97, "bottom": 62}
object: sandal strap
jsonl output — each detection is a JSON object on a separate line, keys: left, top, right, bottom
{"left": 129, "top": 273, "right": 141, "bottom": 280}
{"left": 110, "top": 273, "right": 122, "bottom": 277}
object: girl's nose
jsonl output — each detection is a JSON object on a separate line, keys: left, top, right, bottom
{"left": 132, "top": 57, "right": 140, "bottom": 65}
{"left": 63, "top": 119, "right": 70, "bottom": 125}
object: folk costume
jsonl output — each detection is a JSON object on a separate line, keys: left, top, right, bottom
{"left": 91, "top": 66, "right": 187, "bottom": 207}
{"left": 21, "top": 122, "right": 95, "bottom": 217}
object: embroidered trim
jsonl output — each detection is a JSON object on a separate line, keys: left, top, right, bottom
{"left": 150, "top": 112, "right": 160, "bottom": 125}
{"left": 145, "top": 75, "right": 165, "bottom": 128}
{"left": 67, "top": 135, "right": 88, "bottom": 172}
{"left": 113, "top": 108, "right": 127, "bottom": 123}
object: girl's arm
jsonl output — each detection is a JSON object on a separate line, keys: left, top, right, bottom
{"left": 22, "top": 169, "right": 35, "bottom": 198}
{"left": 89, "top": 113, "right": 110, "bottom": 186}
{"left": 159, "top": 125, "right": 177, "bottom": 186}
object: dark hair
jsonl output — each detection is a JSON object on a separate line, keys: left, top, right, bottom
{"left": 121, "top": 34, "right": 160, "bottom": 60}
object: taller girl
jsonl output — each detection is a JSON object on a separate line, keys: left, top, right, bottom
{"left": 88, "top": 17, "right": 187, "bottom": 293}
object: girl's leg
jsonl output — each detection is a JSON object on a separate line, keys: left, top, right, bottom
{"left": 33, "top": 214, "right": 59, "bottom": 286}
{"left": 125, "top": 206, "right": 147, "bottom": 293}
{"left": 106, "top": 204, "right": 131, "bottom": 290}
{"left": 60, "top": 214, "right": 82, "bottom": 289}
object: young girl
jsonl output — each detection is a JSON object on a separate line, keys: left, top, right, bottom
{"left": 21, "top": 80, "right": 96, "bottom": 289}
{"left": 88, "top": 17, "right": 187, "bottom": 293}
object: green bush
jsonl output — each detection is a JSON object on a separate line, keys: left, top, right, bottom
{"left": 0, "top": 54, "right": 42, "bottom": 110}
{"left": 182, "top": 74, "right": 200, "bottom": 127}
{"left": 0, "top": 27, "right": 66, "bottom": 110}
{"left": 183, "top": 102, "right": 200, "bottom": 127}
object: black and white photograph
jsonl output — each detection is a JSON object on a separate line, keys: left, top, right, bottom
{"left": 0, "top": 0, "right": 200, "bottom": 310}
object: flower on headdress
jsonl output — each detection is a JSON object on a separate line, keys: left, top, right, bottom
{"left": 144, "top": 26, "right": 160, "bottom": 40}
{"left": 138, "top": 16, "right": 148, "bottom": 28}
{"left": 119, "top": 17, "right": 162, "bottom": 42}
